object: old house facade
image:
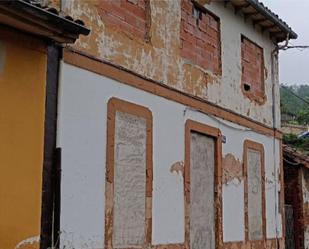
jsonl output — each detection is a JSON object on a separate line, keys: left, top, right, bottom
{"left": 55, "top": 0, "right": 297, "bottom": 249}
{"left": 0, "top": 0, "right": 298, "bottom": 249}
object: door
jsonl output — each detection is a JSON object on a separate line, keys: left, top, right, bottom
{"left": 285, "top": 204, "right": 295, "bottom": 249}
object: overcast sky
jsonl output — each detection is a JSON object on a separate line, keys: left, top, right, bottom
{"left": 262, "top": 0, "right": 309, "bottom": 86}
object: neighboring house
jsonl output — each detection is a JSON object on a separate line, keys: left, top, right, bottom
{"left": 56, "top": 1, "right": 297, "bottom": 249}
{"left": 299, "top": 131, "right": 309, "bottom": 139}
{"left": 0, "top": 1, "right": 299, "bottom": 249}
{"left": 281, "top": 123, "right": 308, "bottom": 136}
{"left": 0, "top": 1, "right": 89, "bottom": 249}
{"left": 283, "top": 145, "right": 309, "bottom": 249}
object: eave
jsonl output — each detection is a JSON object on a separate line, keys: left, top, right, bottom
{"left": 283, "top": 145, "right": 309, "bottom": 169}
{"left": 226, "top": 0, "right": 297, "bottom": 42}
{"left": 0, "top": 0, "right": 90, "bottom": 44}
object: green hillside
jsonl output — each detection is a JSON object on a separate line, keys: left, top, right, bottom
{"left": 281, "top": 84, "right": 309, "bottom": 154}
{"left": 280, "top": 84, "right": 309, "bottom": 125}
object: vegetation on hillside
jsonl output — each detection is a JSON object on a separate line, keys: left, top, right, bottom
{"left": 283, "top": 134, "right": 309, "bottom": 155}
{"left": 280, "top": 84, "right": 309, "bottom": 125}
{"left": 281, "top": 84, "right": 309, "bottom": 154}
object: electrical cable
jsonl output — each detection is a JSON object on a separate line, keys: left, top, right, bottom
{"left": 283, "top": 157, "right": 301, "bottom": 166}
{"left": 281, "top": 85, "right": 309, "bottom": 106}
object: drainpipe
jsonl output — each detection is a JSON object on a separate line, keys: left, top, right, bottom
{"left": 271, "top": 34, "right": 289, "bottom": 248}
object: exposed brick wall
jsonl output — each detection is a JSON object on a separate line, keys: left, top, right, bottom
{"left": 180, "top": 0, "right": 221, "bottom": 75}
{"left": 98, "top": 0, "right": 148, "bottom": 39}
{"left": 284, "top": 164, "right": 304, "bottom": 249}
{"left": 241, "top": 36, "right": 265, "bottom": 104}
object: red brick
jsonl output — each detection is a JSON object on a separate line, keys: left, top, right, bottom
{"left": 184, "top": 23, "right": 196, "bottom": 35}
{"left": 180, "top": 0, "right": 221, "bottom": 74}
{"left": 188, "top": 15, "right": 197, "bottom": 26}
{"left": 182, "top": 39, "right": 196, "bottom": 50}
{"left": 181, "top": 10, "right": 188, "bottom": 21}
{"left": 196, "top": 38, "right": 205, "bottom": 48}
{"left": 241, "top": 37, "right": 264, "bottom": 99}
{"left": 206, "top": 25, "right": 218, "bottom": 39}
{"left": 101, "top": 2, "right": 125, "bottom": 20}
{"left": 182, "top": 0, "right": 193, "bottom": 14}
{"left": 124, "top": 3, "right": 146, "bottom": 19}
{"left": 137, "top": 0, "right": 146, "bottom": 9}
{"left": 181, "top": 31, "right": 197, "bottom": 45}
{"left": 101, "top": 12, "right": 125, "bottom": 28}
{"left": 99, "top": 0, "right": 147, "bottom": 39}
{"left": 198, "top": 19, "right": 207, "bottom": 32}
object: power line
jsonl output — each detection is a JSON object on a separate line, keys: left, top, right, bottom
{"left": 283, "top": 45, "right": 309, "bottom": 51}
{"left": 281, "top": 85, "right": 309, "bottom": 106}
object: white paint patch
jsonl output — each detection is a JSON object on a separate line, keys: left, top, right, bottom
{"left": 15, "top": 236, "right": 40, "bottom": 249}
{"left": 222, "top": 181, "right": 245, "bottom": 242}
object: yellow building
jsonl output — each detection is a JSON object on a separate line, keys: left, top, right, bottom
{"left": 0, "top": 2, "right": 89, "bottom": 249}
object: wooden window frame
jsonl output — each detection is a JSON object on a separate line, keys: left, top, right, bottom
{"left": 105, "top": 97, "right": 153, "bottom": 249}
{"left": 184, "top": 119, "right": 223, "bottom": 249}
{"left": 243, "top": 140, "right": 266, "bottom": 241}
{"left": 241, "top": 35, "right": 266, "bottom": 105}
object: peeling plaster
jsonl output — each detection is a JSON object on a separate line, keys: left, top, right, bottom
{"left": 170, "top": 161, "right": 184, "bottom": 176}
{"left": 15, "top": 236, "right": 40, "bottom": 249}
{"left": 63, "top": 0, "right": 217, "bottom": 103}
{"left": 222, "top": 153, "right": 243, "bottom": 185}
{"left": 62, "top": 0, "right": 279, "bottom": 127}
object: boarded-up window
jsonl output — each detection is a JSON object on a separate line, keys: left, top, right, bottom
{"left": 181, "top": 0, "right": 221, "bottom": 75}
{"left": 98, "top": 0, "right": 148, "bottom": 40}
{"left": 190, "top": 132, "right": 215, "bottom": 249}
{"left": 114, "top": 111, "right": 147, "bottom": 247}
{"left": 105, "top": 98, "right": 152, "bottom": 249}
{"left": 185, "top": 120, "right": 221, "bottom": 249}
{"left": 241, "top": 36, "right": 265, "bottom": 104}
{"left": 244, "top": 140, "right": 265, "bottom": 241}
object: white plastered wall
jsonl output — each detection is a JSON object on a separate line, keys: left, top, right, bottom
{"left": 57, "top": 62, "right": 282, "bottom": 248}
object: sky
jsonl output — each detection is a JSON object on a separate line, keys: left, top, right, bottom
{"left": 262, "top": 0, "right": 309, "bottom": 86}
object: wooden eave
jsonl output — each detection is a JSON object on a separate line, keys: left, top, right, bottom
{"left": 283, "top": 145, "right": 309, "bottom": 169}
{"left": 224, "top": 0, "right": 298, "bottom": 42}
{"left": 0, "top": 0, "right": 90, "bottom": 44}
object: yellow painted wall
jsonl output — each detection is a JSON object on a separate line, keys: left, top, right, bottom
{"left": 0, "top": 32, "right": 47, "bottom": 249}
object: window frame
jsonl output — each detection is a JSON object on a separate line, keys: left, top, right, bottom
{"left": 105, "top": 97, "right": 153, "bottom": 249}
{"left": 184, "top": 119, "right": 223, "bottom": 249}
{"left": 243, "top": 139, "right": 266, "bottom": 241}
